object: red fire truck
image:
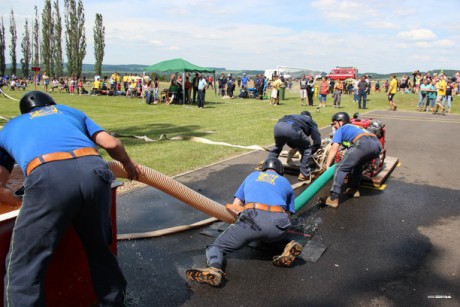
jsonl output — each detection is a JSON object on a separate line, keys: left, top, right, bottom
{"left": 326, "top": 67, "right": 359, "bottom": 80}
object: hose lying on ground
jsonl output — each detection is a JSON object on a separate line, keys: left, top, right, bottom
{"left": 117, "top": 217, "right": 219, "bottom": 240}
{"left": 0, "top": 89, "right": 19, "bottom": 101}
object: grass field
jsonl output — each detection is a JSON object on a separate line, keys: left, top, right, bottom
{"left": 0, "top": 83, "right": 455, "bottom": 177}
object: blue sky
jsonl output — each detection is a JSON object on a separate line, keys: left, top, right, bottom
{"left": 2, "top": 0, "right": 459, "bottom": 74}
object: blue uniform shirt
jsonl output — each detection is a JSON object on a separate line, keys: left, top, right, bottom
{"left": 234, "top": 170, "right": 295, "bottom": 214}
{"left": 0, "top": 104, "right": 103, "bottom": 174}
{"left": 332, "top": 124, "right": 372, "bottom": 146}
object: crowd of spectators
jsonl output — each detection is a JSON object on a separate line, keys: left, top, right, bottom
{"left": 1, "top": 70, "right": 458, "bottom": 114}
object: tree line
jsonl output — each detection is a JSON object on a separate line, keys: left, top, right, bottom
{"left": 0, "top": 0, "right": 105, "bottom": 79}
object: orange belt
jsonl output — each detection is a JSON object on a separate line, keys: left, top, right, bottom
{"left": 26, "top": 147, "right": 100, "bottom": 176}
{"left": 244, "top": 203, "right": 286, "bottom": 213}
{"left": 352, "top": 132, "right": 376, "bottom": 143}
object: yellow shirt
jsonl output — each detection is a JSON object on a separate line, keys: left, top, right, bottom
{"left": 389, "top": 78, "right": 397, "bottom": 94}
{"left": 93, "top": 80, "right": 101, "bottom": 89}
{"left": 272, "top": 79, "right": 284, "bottom": 90}
{"left": 436, "top": 80, "right": 446, "bottom": 95}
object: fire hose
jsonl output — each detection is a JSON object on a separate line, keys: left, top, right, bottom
{"left": 109, "top": 141, "right": 335, "bottom": 240}
{"left": 0, "top": 89, "right": 19, "bottom": 101}
{"left": 107, "top": 161, "right": 237, "bottom": 240}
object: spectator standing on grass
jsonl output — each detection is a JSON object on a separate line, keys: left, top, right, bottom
{"left": 425, "top": 79, "right": 437, "bottom": 112}
{"left": 227, "top": 74, "right": 235, "bottom": 98}
{"left": 42, "top": 72, "right": 50, "bottom": 92}
{"left": 387, "top": 74, "right": 398, "bottom": 111}
{"left": 299, "top": 74, "right": 308, "bottom": 105}
{"left": 191, "top": 73, "right": 199, "bottom": 103}
{"left": 417, "top": 78, "right": 429, "bottom": 111}
{"left": 329, "top": 78, "right": 335, "bottom": 94}
{"left": 455, "top": 72, "right": 460, "bottom": 96}
{"left": 269, "top": 75, "right": 284, "bottom": 106}
{"left": 374, "top": 80, "right": 380, "bottom": 92}
{"left": 69, "top": 76, "right": 76, "bottom": 95}
{"left": 258, "top": 75, "right": 265, "bottom": 100}
{"left": 306, "top": 75, "right": 315, "bottom": 106}
{"left": 197, "top": 75, "right": 207, "bottom": 108}
{"left": 218, "top": 73, "right": 227, "bottom": 97}
{"left": 444, "top": 80, "right": 453, "bottom": 113}
{"left": 365, "top": 75, "right": 371, "bottom": 95}
{"left": 333, "top": 80, "right": 343, "bottom": 108}
{"left": 318, "top": 77, "right": 329, "bottom": 107}
{"left": 357, "top": 76, "right": 369, "bottom": 109}
{"left": 123, "top": 74, "right": 129, "bottom": 92}
{"left": 110, "top": 72, "right": 117, "bottom": 91}
{"left": 185, "top": 76, "right": 192, "bottom": 104}
{"left": 433, "top": 74, "right": 447, "bottom": 115}
{"left": 241, "top": 73, "right": 249, "bottom": 88}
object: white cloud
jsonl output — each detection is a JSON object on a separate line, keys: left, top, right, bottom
{"left": 415, "top": 41, "right": 433, "bottom": 48}
{"left": 437, "top": 39, "right": 455, "bottom": 47}
{"left": 397, "top": 29, "right": 437, "bottom": 41}
{"left": 366, "top": 21, "right": 397, "bottom": 29}
{"left": 2, "top": 0, "right": 460, "bottom": 74}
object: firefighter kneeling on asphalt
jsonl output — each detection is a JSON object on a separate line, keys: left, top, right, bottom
{"left": 186, "top": 158, "right": 302, "bottom": 287}
{"left": 324, "top": 112, "right": 382, "bottom": 208}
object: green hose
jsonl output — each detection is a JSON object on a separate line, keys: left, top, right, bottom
{"left": 294, "top": 165, "right": 336, "bottom": 211}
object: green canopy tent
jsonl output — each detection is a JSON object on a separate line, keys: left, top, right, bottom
{"left": 143, "top": 58, "right": 216, "bottom": 104}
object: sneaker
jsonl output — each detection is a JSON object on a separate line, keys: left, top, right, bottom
{"left": 393, "top": 105, "right": 398, "bottom": 111}
{"left": 345, "top": 187, "right": 360, "bottom": 198}
{"left": 325, "top": 196, "right": 339, "bottom": 208}
{"left": 298, "top": 173, "right": 312, "bottom": 184}
{"left": 185, "top": 267, "right": 224, "bottom": 287}
{"left": 272, "top": 241, "right": 303, "bottom": 267}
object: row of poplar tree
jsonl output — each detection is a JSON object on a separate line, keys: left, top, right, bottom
{"left": 0, "top": 0, "right": 106, "bottom": 79}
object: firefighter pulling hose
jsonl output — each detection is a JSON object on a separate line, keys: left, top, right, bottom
{"left": 324, "top": 112, "right": 384, "bottom": 208}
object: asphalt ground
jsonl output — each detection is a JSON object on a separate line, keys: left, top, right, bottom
{"left": 116, "top": 110, "right": 460, "bottom": 307}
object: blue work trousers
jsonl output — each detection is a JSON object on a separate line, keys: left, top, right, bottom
{"left": 197, "top": 89, "right": 205, "bottom": 108}
{"left": 269, "top": 121, "right": 313, "bottom": 177}
{"left": 206, "top": 209, "right": 291, "bottom": 269}
{"left": 4, "top": 156, "right": 127, "bottom": 306}
{"left": 358, "top": 90, "right": 367, "bottom": 108}
{"left": 331, "top": 136, "right": 382, "bottom": 196}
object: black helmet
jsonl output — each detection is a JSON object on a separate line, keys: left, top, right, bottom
{"left": 20, "top": 91, "right": 56, "bottom": 114}
{"left": 300, "top": 110, "right": 311, "bottom": 118}
{"left": 331, "top": 112, "right": 350, "bottom": 124}
{"left": 367, "top": 120, "right": 385, "bottom": 138}
{"left": 262, "top": 157, "right": 284, "bottom": 175}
